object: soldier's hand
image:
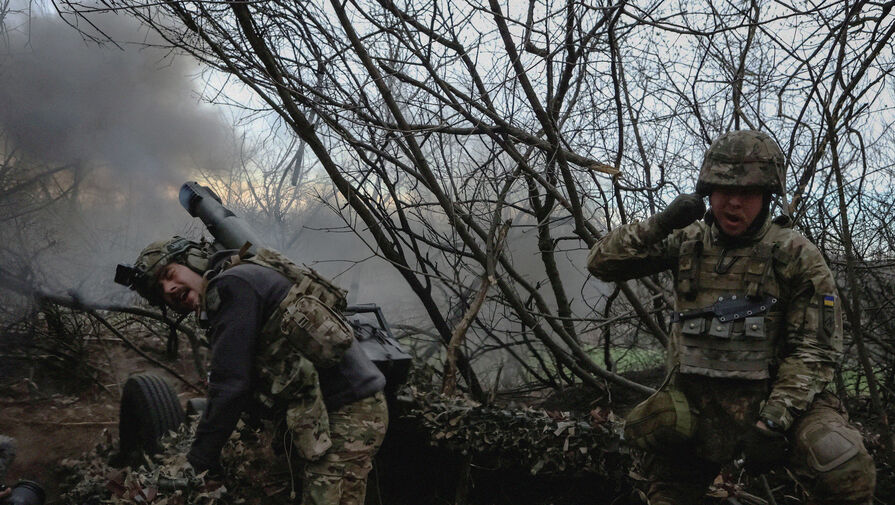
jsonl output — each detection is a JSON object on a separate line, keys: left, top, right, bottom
{"left": 740, "top": 423, "right": 789, "bottom": 474}
{"left": 654, "top": 193, "right": 706, "bottom": 231}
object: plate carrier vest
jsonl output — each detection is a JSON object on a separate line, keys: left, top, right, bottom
{"left": 673, "top": 226, "right": 791, "bottom": 379}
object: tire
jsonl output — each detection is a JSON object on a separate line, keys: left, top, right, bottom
{"left": 119, "top": 374, "right": 185, "bottom": 455}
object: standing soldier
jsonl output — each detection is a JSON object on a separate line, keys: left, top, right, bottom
{"left": 587, "top": 130, "right": 876, "bottom": 504}
{"left": 117, "top": 238, "right": 388, "bottom": 505}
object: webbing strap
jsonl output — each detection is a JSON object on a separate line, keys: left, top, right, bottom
{"left": 296, "top": 275, "right": 313, "bottom": 295}
{"left": 229, "top": 241, "right": 254, "bottom": 267}
{"left": 677, "top": 240, "right": 702, "bottom": 297}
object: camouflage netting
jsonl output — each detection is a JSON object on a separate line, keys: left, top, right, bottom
{"left": 400, "top": 385, "right": 629, "bottom": 476}
{"left": 58, "top": 415, "right": 292, "bottom": 505}
{"left": 57, "top": 381, "right": 631, "bottom": 504}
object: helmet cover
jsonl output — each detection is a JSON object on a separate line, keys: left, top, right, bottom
{"left": 696, "top": 130, "right": 786, "bottom": 196}
{"left": 127, "top": 236, "right": 209, "bottom": 305}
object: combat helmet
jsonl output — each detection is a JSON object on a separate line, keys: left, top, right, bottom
{"left": 115, "top": 236, "right": 210, "bottom": 305}
{"left": 696, "top": 130, "right": 786, "bottom": 196}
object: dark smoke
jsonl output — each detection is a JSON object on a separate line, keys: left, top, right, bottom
{"left": 0, "top": 13, "right": 232, "bottom": 190}
{"left": 0, "top": 10, "right": 236, "bottom": 301}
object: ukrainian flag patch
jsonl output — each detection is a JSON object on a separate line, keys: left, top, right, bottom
{"left": 823, "top": 295, "right": 836, "bottom": 307}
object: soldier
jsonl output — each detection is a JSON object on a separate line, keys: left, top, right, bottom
{"left": 588, "top": 130, "right": 876, "bottom": 504}
{"left": 118, "top": 237, "right": 388, "bottom": 505}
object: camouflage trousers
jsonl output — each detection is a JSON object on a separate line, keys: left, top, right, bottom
{"left": 300, "top": 391, "right": 388, "bottom": 505}
{"left": 643, "top": 376, "right": 875, "bottom": 505}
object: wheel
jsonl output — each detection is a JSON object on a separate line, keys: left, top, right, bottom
{"left": 6, "top": 480, "right": 46, "bottom": 505}
{"left": 119, "top": 374, "right": 185, "bottom": 455}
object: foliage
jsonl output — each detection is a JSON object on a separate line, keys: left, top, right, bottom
{"left": 59, "top": 415, "right": 285, "bottom": 505}
{"left": 57, "top": 380, "right": 632, "bottom": 504}
{"left": 402, "top": 384, "right": 629, "bottom": 477}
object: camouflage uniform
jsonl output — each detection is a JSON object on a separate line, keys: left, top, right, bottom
{"left": 122, "top": 239, "right": 387, "bottom": 505}
{"left": 301, "top": 391, "right": 388, "bottom": 505}
{"left": 203, "top": 251, "right": 388, "bottom": 505}
{"left": 587, "top": 130, "right": 875, "bottom": 505}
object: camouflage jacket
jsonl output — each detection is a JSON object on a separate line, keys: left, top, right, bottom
{"left": 587, "top": 213, "right": 842, "bottom": 430}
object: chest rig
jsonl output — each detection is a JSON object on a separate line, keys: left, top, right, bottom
{"left": 227, "top": 246, "right": 352, "bottom": 366}
{"left": 672, "top": 226, "right": 788, "bottom": 379}
{"left": 201, "top": 246, "right": 352, "bottom": 460}
{"left": 202, "top": 246, "right": 352, "bottom": 408}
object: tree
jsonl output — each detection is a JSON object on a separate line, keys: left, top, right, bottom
{"left": 55, "top": 0, "right": 895, "bottom": 418}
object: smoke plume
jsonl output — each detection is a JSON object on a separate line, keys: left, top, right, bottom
{"left": 0, "top": 13, "right": 232, "bottom": 190}
{"left": 0, "top": 10, "right": 236, "bottom": 300}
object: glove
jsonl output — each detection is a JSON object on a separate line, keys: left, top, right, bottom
{"left": 187, "top": 450, "right": 224, "bottom": 481}
{"left": 740, "top": 423, "right": 789, "bottom": 474}
{"left": 654, "top": 194, "right": 706, "bottom": 232}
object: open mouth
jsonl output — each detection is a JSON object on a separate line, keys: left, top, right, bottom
{"left": 722, "top": 213, "right": 743, "bottom": 225}
{"left": 178, "top": 287, "right": 190, "bottom": 306}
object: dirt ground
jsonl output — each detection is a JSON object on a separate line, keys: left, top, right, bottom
{"left": 0, "top": 392, "right": 117, "bottom": 499}
{"left": 0, "top": 342, "right": 199, "bottom": 503}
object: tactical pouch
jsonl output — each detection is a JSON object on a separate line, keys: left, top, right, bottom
{"left": 624, "top": 386, "right": 695, "bottom": 453}
{"left": 676, "top": 240, "right": 702, "bottom": 297}
{"left": 232, "top": 246, "right": 353, "bottom": 367}
{"left": 247, "top": 248, "right": 348, "bottom": 310}
{"left": 280, "top": 288, "right": 354, "bottom": 368}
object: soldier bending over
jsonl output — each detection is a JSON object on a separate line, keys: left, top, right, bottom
{"left": 119, "top": 239, "right": 387, "bottom": 505}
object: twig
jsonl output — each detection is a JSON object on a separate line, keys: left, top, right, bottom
{"left": 0, "top": 276, "right": 208, "bottom": 380}
{"left": 760, "top": 475, "right": 778, "bottom": 505}
{"left": 85, "top": 310, "right": 203, "bottom": 394}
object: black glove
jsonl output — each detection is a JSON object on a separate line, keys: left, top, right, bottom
{"left": 740, "top": 424, "right": 789, "bottom": 474}
{"left": 654, "top": 193, "right": 706, "bottom": 231}
{"left": 187, "top": 450, "right": 224, "bottom": 481}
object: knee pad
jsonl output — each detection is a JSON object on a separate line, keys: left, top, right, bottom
{"left": 799, "top": 419, "right": 862, "bottom": 472}
{"left": 624, "top": 388, "right": 695, "bottom": 453}
{"left": 798, "top": 420, "right": 876, "bottom": 502}
{"left": 813, "top": 450, "right": 876, "bottom": 504}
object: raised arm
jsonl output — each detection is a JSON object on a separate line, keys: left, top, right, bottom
{"left": 587, "top": 194, "right": 705, "bottom": 282}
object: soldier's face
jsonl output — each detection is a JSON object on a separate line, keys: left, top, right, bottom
{"left": 710, "top": 188, "right": 764, "bottom": 237}
{"left": 159, "top": 263, "right": 204, "bottom": 313}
